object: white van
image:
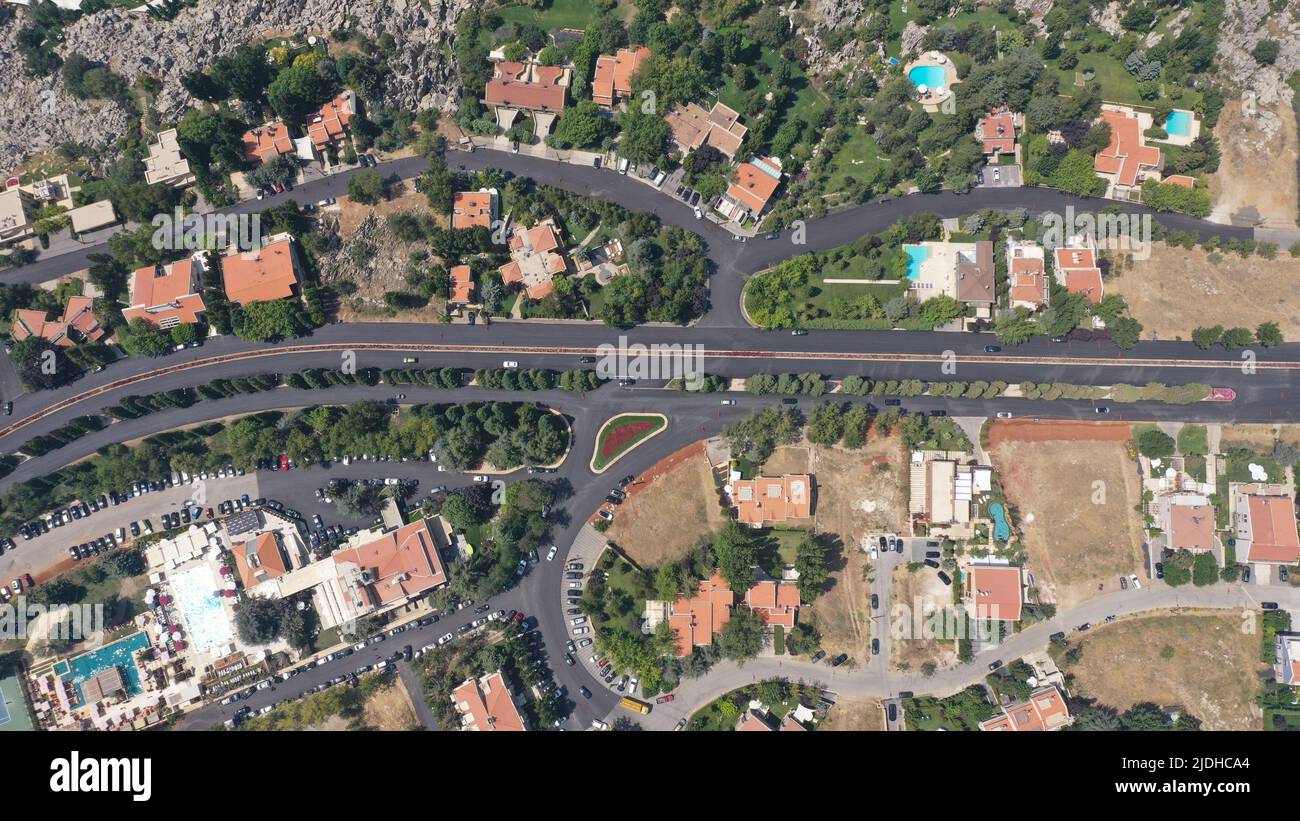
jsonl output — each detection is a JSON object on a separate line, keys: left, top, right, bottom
{"left": 618, "top": 157, "right": 629, "bottom": 175}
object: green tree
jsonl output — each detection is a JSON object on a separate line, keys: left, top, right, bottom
{"left": 718, "top": 607, "right": 765, "bottom": 663}
{"left": 1256, "top": 321, "right": 1283, "bottom": 347}
{"left": 794, "top": 536, "right": 830, "bottom": 601}
{"left": 714, "top": 521, "right": 757, "bottom": 592}
{"left": 347, "top": 169, "right": 386, "bottom": 204}
{"left": 1136, "top": 429, "right": 1175, "bottom": 459}
{"left": 266, "top": 63, "right": 335, "bottom": 124}
{"left": 547, "top": 100, "right": 611, "bottom": 150}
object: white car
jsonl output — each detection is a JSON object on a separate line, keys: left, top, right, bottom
{"left": 578, "top": 638, "right": 592, "bottom": 648}
{"left": 870, "top": 547, "right": 878, "bottom": 560}
{"left": 502, "top": 360, "right": 519, "bottom": 368}
{"left": 996, "top": 412, "right": 1013, "bottom": 419}
{"left": 569, "top": 616, "right": 588, "bottom": 626}
{"left": 692, "top": 206, "right": 702, "bottom": 219}
{"left": 353, "top": 641, "right": 367, "bottom": 651}
{"left": 546, "top": 545, "right": 558, "bottom": 561}
{"left": 572, "top": 626, "right": 591, "bottom": 636}
{"left": 437, "top": 633, "right": 453, "bottom": 645}
{"left": 592, "top": 719, "right": 609, "bottom": 731}
{"left": 1130, "top": 574, "right": 1142, "bottom": 590}
{"left": 473, "top": 475, "right": 488, "bottom": 483}
{"left": 258, "top": 704, "right": 274, "bottom": 715}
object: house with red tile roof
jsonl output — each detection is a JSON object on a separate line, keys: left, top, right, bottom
{"left": 221, "top": 234, "right": 303, "bottom": 306}
{"left": 1157, "top": 493, "right": 1220, "bottom": 555}
{"left": 248, "top": 516, "right": 449, "bottom": 630}
{"left": 307, "top": 91, "right": 356, "bottom": 153}
{"left": 729, "top": 474, "right": 812, "bottom": 526}
{"left": 717, "top": 156, "right": 783, "bottom": 224}
{"left": 664, "top": 101, "right": 747, "bottom": 159}
{"left": 449, "top": 264, "right": 475, "bottom": 306}
{"left": 1006, "top": 239, "right": 1047, "bottom": 310}
{"left": 483, "top": 60, "right": 571, "bottom": 132}
{"left": 669, "top": 572, "right": 734, "bottom": 656}
{"left": 452, "top": 670, "right": 528, "bottom": 731}
{"left": 242, "top": 122, "right": 295, "bottom": 165}
{"left": 736, "top": 708, "right": 811, "bottom": 731}
{"left": 979, "top": 685, "right": 1072, "bottom": 731}
{"left": 451, "top": 188, "right": 497, "bottom": 230}
{"left": 122, "top": 258, "right": 207, "bottom": 329}
{"left": 1233, "top": 491, "right": 1300, "bottom": 565}
{"left": 11, "top": 295, "right": 107, "bottom": 347}
{"left": 967, "top": 563, "right": 1023, "bottom": 621}
{"left": 592, "top": 46, "right": 651, "bottom": 107}
{"left": 744, "top": 580, "right": 800, "bottom": 629}
{"left": 500, "top": 218, "right": 569, "bottom": 301}
{"left": 1053, "top": 239, "right": 1104, "bottom": 303}
{"left": 1093, "top": 105, "right": 1162, "bottom": 198}
{"left": 975, "top": 108, "right": 1018, "bottom": 156}
{"left": 232, "top": 531, "right": 292, "bottom": 588}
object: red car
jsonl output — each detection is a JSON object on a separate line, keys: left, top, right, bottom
{"left": 205, "top": 507, "right": 214, "bottom": 518}
{"left": 279, "top": 455, "right": 290, "bottom": 471}
{"left": 22, "top": 573, "right": 34, "bottom": 588}
{"left": 656, "top": 694, "right": 675, "bottom": 704}
{"left": 512, "top": 612, "right": 525, "bottom": 623}
{"left": 597, "top": 658, "right": 609, "bottom": 670}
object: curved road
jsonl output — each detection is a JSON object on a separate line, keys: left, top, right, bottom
{"left": 0, "top": 146, "right": 1287, "bottom": 730}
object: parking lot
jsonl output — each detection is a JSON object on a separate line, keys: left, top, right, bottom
{"left": 0, "top": 473, "right": 262, "bottom": 585}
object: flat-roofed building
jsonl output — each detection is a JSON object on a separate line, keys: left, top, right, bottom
{"left": 144, "top": 128, "right": 195, "bottom": 188}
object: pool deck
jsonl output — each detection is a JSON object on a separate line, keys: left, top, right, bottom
{"left": 904, "top": 52, "right": 960, "bottom": 113}
{"left": 1154, "top": 108, "right": 1200, "bottom": 147}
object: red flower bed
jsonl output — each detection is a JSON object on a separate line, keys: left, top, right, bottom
{"left": 599, "top": 421, "right": 656, "bottom": 459}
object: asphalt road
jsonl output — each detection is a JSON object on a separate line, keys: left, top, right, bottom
{"left": 0, "top": 146, "right": 1287, "bottom": 731}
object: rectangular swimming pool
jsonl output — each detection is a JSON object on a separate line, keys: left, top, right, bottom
{"left": 170, "top": 564, "right": 233, "bottom": 653}
{"left": 55, "top": 631, "right": 150, "bottom": 706}
{"left": 1165, "top": 110, "right": 1192, "bottom": 137}
{"left": 904, "top": 245, "right": 930, "bottom": 280}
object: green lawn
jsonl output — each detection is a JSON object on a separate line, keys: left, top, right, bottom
{"left": 495, "top": 0, "right": 621, "bottom": 31}
{"left": 824, "top": 129, "right": 891, "bottom": 197}
{"left": 718, "top": 45, "right": 827, "bottom": 131}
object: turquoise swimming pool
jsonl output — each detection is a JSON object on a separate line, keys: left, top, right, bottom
{"left": 904, "top": 245, "right": 930, "bottom": 280}
{"left": 989, "top": 502, "right": 1011, "bottom": 541}
{"left": 1165, "top": 110, "right": 1192, "bottom": 137}
{"left": 908, "top": 65, "right": 947, "bottom": 91}
{"left": 54, "top": 631, "right": 150, "bottom": 705}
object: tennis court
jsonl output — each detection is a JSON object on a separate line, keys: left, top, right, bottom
{"left": 0, "top": 673, "right": 33, "bottom": 731}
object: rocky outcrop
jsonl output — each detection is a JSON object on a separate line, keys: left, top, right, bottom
{"left": 1216, "top": 0, "right": 1300, "bottom": 108}
{"left": 1, "top": 0, "right": 472, "bottom": 175}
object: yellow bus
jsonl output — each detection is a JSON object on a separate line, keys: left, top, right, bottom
{"left": 620, "top": 696, "right": 651, "bottom": 715}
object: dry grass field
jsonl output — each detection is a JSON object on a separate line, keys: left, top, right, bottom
{"left": 821, "top": 696, "right": 886, "bottom": 731}
{"left": 889, "top": 565, "right": 958, "bottom": 672}
{"left": 362, "top": 678, "right": 420, "bottom": 731}
{"left": 1208, "top": 98, "right": 1299, "bottom": 230}
{"left": 1071, "top": 612, "right": 1265, "bottom": 731}
{"left": 990, "top": 439, "right": 1144, "bottom": 610}
{"left": 1108, "top": 243, "right": 1300, "bottom": 340}
{"left": 605, "top": 442, "right": 727, "bottom": 567}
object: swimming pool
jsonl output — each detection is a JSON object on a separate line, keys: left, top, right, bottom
{"left": 988, "top": 502, "right": 1011, "bottom": 541}
{"left": 170, "top": 564, "right": 233, "bottom": 653}
{"left": 1165, "top": 110, "right": 1192, "bottom": 137}
{"left": 55, "top": 631, "right": 150, "bottom": 706}
{"left": 903, "top": 245, "right": 930, "bottom": 280}
{"left": 908, "top": 65, "right": 947, "bottom": 92}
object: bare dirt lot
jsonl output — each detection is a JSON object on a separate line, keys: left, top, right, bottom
{"left": 990, "top": 439, "right": 1144, "bottom": 610}
{"left": 1108, "top": 243, "right": 1300, "bottom": 340}
{"left": 1209, "top": 98, "right": 1299, "bottom": 230}
{"left": 362, "top": 678, "right": 420, "bottom": 731}
{"left": 986, "top": 419, "right": 1131, "bottom": 448}
{"left": 605, "top": 441, "right": 728, "bottom": 568}
{"left": 889, "top": 565, "right": 958, "bottom": 672}
{"left": 763, "top": 436, "right": 908, "bottom": 658}
{"left": 821, "top": 695, "right": 886, "bottom": 731}
{"left": 1071, "top": 611, "right": 1264, "bottom": 731}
